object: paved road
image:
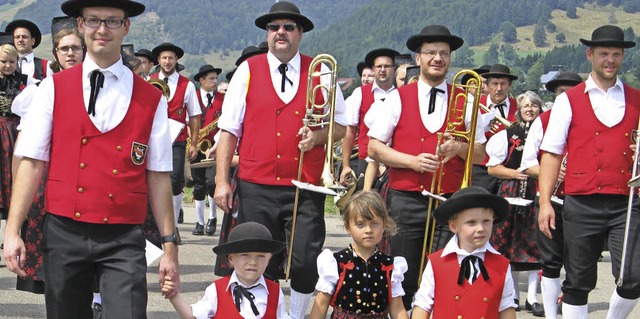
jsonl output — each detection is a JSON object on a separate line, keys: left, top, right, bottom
{"left": 0, "top": 205, "right": 637, "bottom": 318}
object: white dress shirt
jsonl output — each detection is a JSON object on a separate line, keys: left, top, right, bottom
{"left": 14, "top": 56, "right": 173, "bottom": 172}
{"left": 344, "top": 83, "right": 396, "bottom": 126}
{"left": 191, "top": 272, "right": 288, "bottom": 319}
{"left": 160, "top": 71, "right": 201, "bottom": 119}
{"left": 218, "top": 51, "right": 346, "bottom": 138}
{"left": 367, "top": 79, "right": 486, "bottom": 144}
{"left": 412, "top": 235, "right": 516, "bottom": 313}
{"left": 18, "top": 52, "right": 35, "bottom": 79}
{"left": 541, "top": 74, "right": 626, "bottom": 155}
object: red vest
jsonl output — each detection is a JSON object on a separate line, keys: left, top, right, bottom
{"left": 197, "top": 91, "right": 224, "bottom": 142}
{"left": 388, "top": 83, "right": 466, "bottom": 193}
{"left": 151, "top": 72, "right": 190, "bottom": 141}
{"left": 357, "top": 84, "right": 375, "bottom": 159}
{"left": 479, "top": 96, "right": 518, "bottom": 165}
{"left": 237, "top": 54, "right": 324, "bottom": 186}
{"left": 564, "top": 82, "right": 640, "bottom": 195}
{"left": 212, "top": 276, "right": 279, "bottom": 319}
{"left": 430, "top": 250, "right": 509, "bottom": 319}
{"left": 539, "top": 111, "right": 565, "bottom": 196}
{"left": 47, "top": 65, "right": 161, "bottom": 224}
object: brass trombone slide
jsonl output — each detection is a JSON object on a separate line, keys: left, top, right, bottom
{"left": 479, "top": 103, "right": 514, "bottom": 129}
{"left": 286, "top": 54, "right": 341, "bottom": 281}
{"left": 418, "top": 69, "right": 482, "bottom": 284}
{"left": 619, "top": 123, "right": 640, "bottom": 287}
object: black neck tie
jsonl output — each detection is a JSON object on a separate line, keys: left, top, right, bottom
{"left": 457, "top": 255, "right": 490, "bottom": 285}
{"left": 278, "top": 63, "right": 293, "bottom": 93}
{"left": 428, "top": 87, "right": 445, "bottom": 114}
{"left": 88, "top": 70, "right": 104, "bottom": 117}
{"left": 495, "top": 103, "right": 506, "bottom": 118}
{"left": 233, "top": 284, "right": 260, "bottom": 316}
{"left": 163, "top": 77, "right": 169, "bottom": 83}
{"left": 206, "top": 93, "right": 213, "bottom": 108}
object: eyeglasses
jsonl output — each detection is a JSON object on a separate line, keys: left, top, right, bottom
{"left": 266, "top": 23, "right": 297, "bottom": 32}
{"left": 56, "top": 46, "right": 83, "bottom": 55}
{"left": 418, "top": 50, "right": 451, "bottom": 59}
{"left": 374, "top": 64, "right": 394, "bottom": 70}
{"left": 82, "top": 17, "right": 126, "bottom": 29}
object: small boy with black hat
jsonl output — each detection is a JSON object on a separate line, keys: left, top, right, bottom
{"left": 162, "top": 222, "right": 288, "bottom": 318}
{"left": 411, "top": 186, "right": 517, "bottom": 319}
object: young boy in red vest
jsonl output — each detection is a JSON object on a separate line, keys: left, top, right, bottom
{"left": 162, "top": 222, "right": 288, "bottom": 318}
{"left": 411, "top": 187, "right": 517, "bottom": 319}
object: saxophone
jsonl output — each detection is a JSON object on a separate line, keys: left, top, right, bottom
{"left": 186, "top": 118, "right": 219, "bottom": 156}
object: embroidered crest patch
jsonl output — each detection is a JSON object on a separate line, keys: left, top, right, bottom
{"left": 131, "top": 142, "right": 148, "bottom": 165}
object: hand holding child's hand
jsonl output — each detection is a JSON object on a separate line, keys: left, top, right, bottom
{"left": 161, "top": 275, "right": 177, "bottom": 298}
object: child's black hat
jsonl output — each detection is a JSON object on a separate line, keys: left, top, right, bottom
{"left": 212, "top": 222, "right": 285, "bottom": 256}
{"left": 434, "top": 186, "right": 509, "bottom": 226}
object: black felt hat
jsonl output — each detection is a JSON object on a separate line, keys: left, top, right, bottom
{"left": 545, "top": 72, "right": 583, "bottom": 92}
{"left": 364, "top": 48, "right": 400, "bottom": 68}
{"left": 61, "top": 0, "right": 145, "bottom": 18}
{"left": 134, "top": 48, "right": 157, "bottom": 64}
{"left": 193, "top": 64, "right": 222, "bottom": 81}
{"left": 236, "top": 45, "right": 264, "bottom": 66}
{"left": 406, "top": 25, "right": 464, "bottom": 53}
{"left": 483, "top": 63, "right": 518, "bottom": 81}
{"left": 152, "top": 42, "right": 184, "bottom": 59}
{"left": 212, "top": 222, "right": 285, "bottom": 256}
{"left": 255, "top": 1, "right": 314, "bottom": 32}
{"left": 226, "top": 68, "right": 236, "bottom": 81}
{"left": 580, "top": 25, "right": 635, "bottom": 48}
{"left": 258, "top": 41, "right": 269, "bottom": 52}
{"left": 51, "top": 16, "right": 77, "bottom": 38}
{"left": 356, "top": 61, "right": 368, "bottom": 76}
{"left": 0, "top": 32, "right": 13, "bottom": 46}
{"left": 460, "top": 65, "right": 491, "bottom": 85}
{"left": 5, "top": 19, "right": 42, "bottom": 49}
{"left": 434, "top": 186, "right": 509, "bottom": 226}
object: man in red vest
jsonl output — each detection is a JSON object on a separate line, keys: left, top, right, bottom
{"left": 2, "top": 0, "right": 179, "bottom": 318}
{"left": 539, "top": 25, "right": 640, "bottom": 318}
{"left": 521, "top": 71, "right": 582, "bottom": 318}
{"left": 367, "top": 24, "right": 486, "bottom": 309}
{"left": 6, "top": 19, "right": 48, "bottom": 81}
{"left": 214, "top": 2, "right": 346, "bottom": 318}
{"left": 471, "top": 63, "right": 519, "bottom": 194}
{"left": 340, "top": 48, "right": 398, "bottom": 185}
{"left": 191, "top": 64, "right": 223, "bottom": 236}
{"left": 151, "top": 42, "right": 201, "bottom": 239}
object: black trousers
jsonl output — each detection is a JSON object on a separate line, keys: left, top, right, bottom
{"left": 42, "top": 214, "right": 147, "bottom": 319}
{"left": 190, "top": 152, "right": 216, "bottom": 200}
{"left": 386, "top": 189, "right": 452, "bottom": 309}
{"left": 170, "top": 141, "right": 186, "bottom": 195}
{"left": 471, "top": 164, "right": 499, "bottom": 194}
{"left": 237, "top": 179, "right": 326, "bottom": 293}
{"left": 536, "top": 199, "right": 564, "bottom": 278}
{"left": 562, "top": 194, "right": 640, "bottom": 305}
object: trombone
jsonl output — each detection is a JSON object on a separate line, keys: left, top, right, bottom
{"left": 619, "top": 124, "right": 640, "bottom": 287}
{"left": 286, "top": 54, "right": 341, "bottom": 280}
{"left": 479, "top": 103, "right": 513, "bottom": 128}
{"left": 418, "top": 69, "right": 482, "bottom": 283}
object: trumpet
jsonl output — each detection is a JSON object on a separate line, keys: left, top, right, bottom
{"left": 286, "top": 54, "right": 341, "bottom": 280}
{"left": 419, "top": 69, "right": 482, "bottom": 284}
{"left": 147, "top": 78, "right": 170, "bottom": 100}
{"left": 479, "top": 103, "right": 513, "bottom": 129}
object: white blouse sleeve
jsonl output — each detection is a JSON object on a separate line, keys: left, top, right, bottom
{"left": 315, "top": 249, "right": 339, "bottom": 294}
{"left": 191, "top": 282, "right": 218, "bottom": 319}
{"left": 391, "top": 256, "right": 408, "bottom": 298}
{"left": 485, "top": 130, "right": 508, "bottom": 167}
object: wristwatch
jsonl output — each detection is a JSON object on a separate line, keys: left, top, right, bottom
{"left": 161, "top": 233, "right": 178, "bottom": 245}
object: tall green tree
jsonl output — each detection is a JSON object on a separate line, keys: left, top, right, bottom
{"left": 500, "top": 21, "right": 518, "bottom": 43}
{"left": 483, "top": 43, "right": 500, "bottom": 65}
{"left": 534, "top": 23, "right": 547, "bottom": 47}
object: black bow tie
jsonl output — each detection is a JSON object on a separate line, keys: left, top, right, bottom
{"left": 428, "top": 87, "right": 445, "bottom": 114}
{"left": 88, "top": 70, "right": 104, "bottom": 117}
{"left": 206, "top": 93, "right": 213, "bottom": 107}
{"left": 163, "top": 77, "right": 169, "bottom": 83}
{"left": 278, "top": 63, "right": 293, "bottom": 93}
{"left": 232, "top": 283, "right": 260, "bottom": 316}
{"left": 458, "top": 255, "right": 490, "bottom": 285}
{"left": 494, "top": 103, "right": 506, "bottom": 118}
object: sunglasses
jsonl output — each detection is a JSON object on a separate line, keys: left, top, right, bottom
{"left": 266, "top": 23, "right": 297, "bottom": 32}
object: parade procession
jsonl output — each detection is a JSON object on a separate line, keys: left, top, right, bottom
{"left": 1, "top": 0, "right": 640, "bottom": 318}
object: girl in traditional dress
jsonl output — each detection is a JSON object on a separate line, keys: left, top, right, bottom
{"left": 310, "top": 191, "right": 408, "bottom": 319}
{"left": 486, "top": 91, "right": 544, "bottom": 316}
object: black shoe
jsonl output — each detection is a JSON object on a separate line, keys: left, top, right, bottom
{"left": 514, "top": 299, "right": 521, "bottom": 312}
{"left": 205, "top": 218, "right": 217, "bottom": 236}
{"left": 526, "top": 301, "right": 545, "bottom": 317}
{"left": 92, "top": 302, "right": 102, "bottom": 319}
{"left": 175, "top": 227, "right": 182, "bottom": 245}
{"left": 178, "top": 209, "right": 184, "bottom": 224}
{"left": 192, "top": 223, "right": 204, "bottom": 235}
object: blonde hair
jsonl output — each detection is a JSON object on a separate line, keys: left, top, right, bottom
{"left": 0, "top": 44, "right": 18, "bottom": 60}
{"left": 341, "top": 191, "right": 397, "bottom": 235}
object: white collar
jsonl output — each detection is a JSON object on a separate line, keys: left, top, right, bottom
{"left": 226, "top": 271, "right": 269, "bottom": 294}
{"left": 20, "top": 52, "right": 34, "bottom": 62}
{"left": 371, "top": 81, "right": 396, "bottom": 94}
{"left": 418, "top": 77, "right": 447, "bottom": 95}
{"left": 82, "top": 55, "right": 126, "bottom": 80}
{"left": 584, "top": 73, "right": 623, "bottom": 94}
{"left": 440, "top": 234, "right": 500, "bottom": 259}
{"left": 267, "top": 51, "right": 300, "bottom": 74}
